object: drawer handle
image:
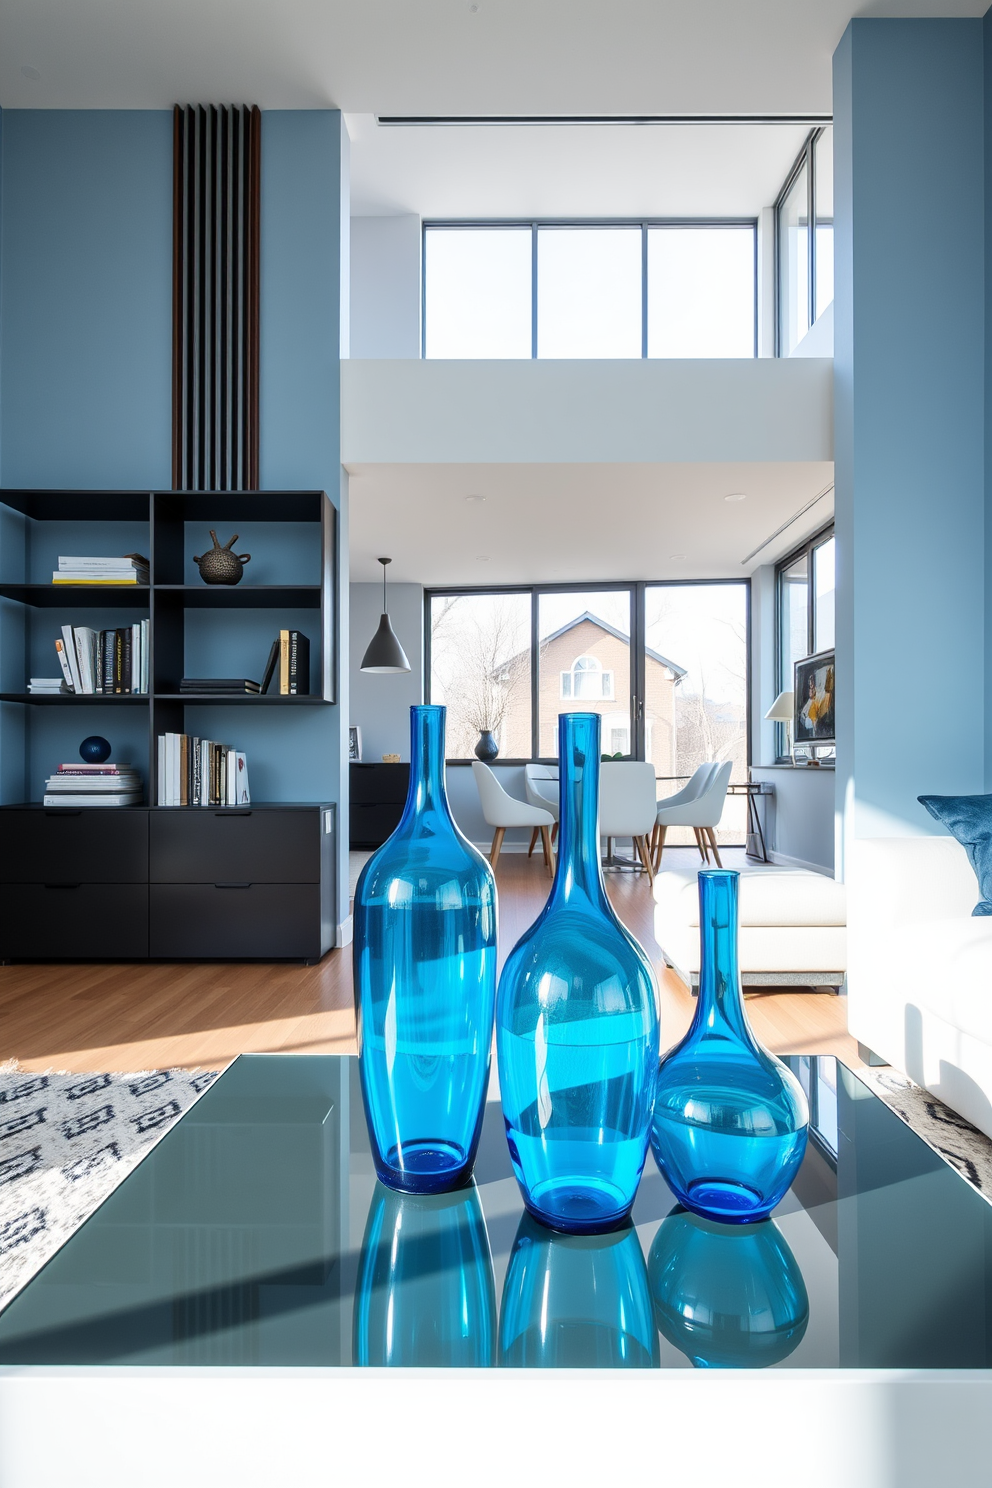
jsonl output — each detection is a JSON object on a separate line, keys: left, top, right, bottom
{"left": 44, "top": 810, "right": 82, "bottom": 817}
{"left": 214, "top": 810, "right": 252, "bottom": 816}
{"left": 215, "top": 882, "right": 251, "bottom": 889}
{"left": 44, "top": 882, "right": 81, "bottom": 889}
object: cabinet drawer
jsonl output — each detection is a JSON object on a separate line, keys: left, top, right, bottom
{"left": 150, "top": 884, "right": 321, "bottom": 959}
{"left": 0, "top": 884, "right": 148, "bottom": 959}
{"left": 349, "top": 803, "right": 403, "bottom": 849}
{"left": 350, "top": 764, "right": 409, "bottom": 806}
{"left": 0, "top": 809, "right": 148, "bottom": 885}
{"left": 150, "top": 811, "right": 319, "bottom": 884}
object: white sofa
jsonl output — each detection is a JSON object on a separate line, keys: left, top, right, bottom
{"left": 848, "top": 836, "right": 992, "bottom": 1141}
{"left": 653, "top": 865, "right": 847, "bottom": 990}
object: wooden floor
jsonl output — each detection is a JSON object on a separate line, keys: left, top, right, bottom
{"left": 0, "top": 850, "right": 859, "bottom": 1074}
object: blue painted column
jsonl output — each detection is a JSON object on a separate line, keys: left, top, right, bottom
{"left": 833, "top": 20, "right": 986, "bottom": 859}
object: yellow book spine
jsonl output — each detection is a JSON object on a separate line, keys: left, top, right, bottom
{"left": 52, "top": 578, "right": 141, "bottom": 585}
{"left": 279, "top": 630, "right": 290, "bottom": 695}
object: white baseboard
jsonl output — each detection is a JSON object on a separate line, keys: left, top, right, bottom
{"left": 336, "top": 915, "right": 353, "bottom": 949}
{"left": 767, "top": 850, "right": 834, "bottom": 877}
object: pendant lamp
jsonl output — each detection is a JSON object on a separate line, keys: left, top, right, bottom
{"left": 361, "top": 558, "right": 411, "bottom": 673}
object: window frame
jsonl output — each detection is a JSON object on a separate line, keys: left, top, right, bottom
{"left": 774, "top": 522, "right": 835, "bottom": 762}
{"left": 774, "top": 128, "right": 832, "bottom": 356}
{"left": 425, "top": 577, "right": 752, "bottom": 769}
{"left": 422, "top": 219, "right": 759, "bottom": 360}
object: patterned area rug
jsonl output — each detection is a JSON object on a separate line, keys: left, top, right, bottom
{"left": 855, "top": 1064, "right": 992, "bottom": 1199}
{"left": 0, "top": 1063, "right": 219, "bottom": 1312}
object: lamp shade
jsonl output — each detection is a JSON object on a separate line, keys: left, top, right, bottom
{"left": 764, "top": 690, "right": 795, "bottom": 723}
{"left": 361, "top": 613, "right": 411, "bottom": 673}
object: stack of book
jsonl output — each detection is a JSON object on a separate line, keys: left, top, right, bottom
{"left": 261, "top": 630, "right": 310, "bottom": 695}
{"left": 52, "top": 555, "right": 149, "bottom": 586}
{"left": 179, "top": 679, "right": 260, "bottom": 695}
{"left": 43, "top": 762, "right": 142, "bottom": 807}
{"left": 158, "top": 733, "right": 250, "bottom": 807}
{"left": 28, "top": 678, "right": 69, "bottom": 696}
{"left": 56, "top": 622, "right": 149, "bottom": 694}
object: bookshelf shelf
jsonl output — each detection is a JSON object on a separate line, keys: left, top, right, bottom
{"left": 0, "top": 693, "right": 148, "bottom": 705}
{"left": 0, "top": 584, "right": 150, "bottom": 609}
{"left": 154, "top": 693, "right": 329, "bottom": 706}
{"left": 154, "top": 584, "right": 322, "bottom": 610}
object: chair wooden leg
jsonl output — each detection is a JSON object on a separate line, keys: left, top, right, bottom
{"left": 540, "top": 826, "right": 555, "bottom": 878}
{"left": 707, "top": 828, "right": 723, "bottom": 868}
{"left": 636, "top": 835, "right": 655, "bottom": 884}
{"left": 539, "top": 826, "right": 550, "bottom": 867}
{"left": 694, "top": 827, "right": 708, "bottom": 862}
{"left": 527, "top": 827, "right": 539, "bottom": 858}
{"left": 490, "top": 827, "right": 505, "bottom": 869}
{"left": 551, "top": 822, "right": 558, "bottom": 846}
{"left": 654, "top": 824, "right": 667, "bottom": 871}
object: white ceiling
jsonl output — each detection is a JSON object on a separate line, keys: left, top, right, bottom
{"left": 347, "top": 462, "right": 835, "bottom": 586}
{"left": 348, "top": 118, "right": 811, "bottom": 219}
{"left": 0, "top": 0, "right": 984, "bottom": 115}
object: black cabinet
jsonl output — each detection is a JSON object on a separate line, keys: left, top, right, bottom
{"left": 0, "top": 803, "right": 335, "bottom": 962}
{"left": 350, "top": 763, "right": 409, "bottom": 848}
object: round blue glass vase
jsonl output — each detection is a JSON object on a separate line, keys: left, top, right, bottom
{"left": 650, "top": 869, "right": 809, "bottom": 1222}
{"left": 496, "top": 712, "right": 660, "bottom": 1234}
{"left": 499, "top": 1213, "right": 658, "bottom": 1368}
{"left": 648, "top": 1207, "right": 809, "bottom": 1368}
{"left": 353, "top": 1181, "right": 496, "bottom": 1367}
{"left": 354, "top": 704, "right": 498, "bottom": 1194}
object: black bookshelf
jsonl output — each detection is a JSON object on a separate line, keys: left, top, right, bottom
{"left": 0, "top": 489, "right": 337, "bottom": 806}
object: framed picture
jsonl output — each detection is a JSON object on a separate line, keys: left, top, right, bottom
{"left": 349, "top": 726, "right": 362, "bottom": 762}
{"left": 794, "top": 650, "right": 835, "bottom": 745}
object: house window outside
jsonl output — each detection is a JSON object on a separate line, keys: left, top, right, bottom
{"left": 424, "top": 221, "right": 757, "bottom": 360}
{"left": 775, "top": 526, "right": 835, "bottom": 760}
{"left": 561, "top": 655, "right": 614, "bottom": 700}
{"left": 776, "top": 128, "right": 833, "bottom": 356}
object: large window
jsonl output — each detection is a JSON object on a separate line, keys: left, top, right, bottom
{"left": 424, "top": 222, "right": 757, "bottom": 360}
{"left": 776, "top": 526, "right": 835, "bottom": 759}
{"left": 776, "top": 128, "right": 833, "bottom": 356}
{"left": 427, "top": 580, "right": 749, "bottom": 845}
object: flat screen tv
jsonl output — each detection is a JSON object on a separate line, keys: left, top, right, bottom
{"left": 794, "top": 649, "right": 835, "bottom": 746}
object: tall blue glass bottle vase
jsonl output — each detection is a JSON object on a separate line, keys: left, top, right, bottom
{"left": 648, "top": 1208, "right": 809, "bottom": 1368}
{"left": 496, "top": 712, "right": 660, "bottom": 1234}
{"left": 353, "top": 1181, "right": 496, "bottom": 1366}
{"left": 354, "top": 705, "right": 497, "bottom": 1194}
{"left": 499, "top": 1213, "right": 658, "bottom": 1368}
{"left": 651, "top": 869, "right": 809, "bottom": 1222}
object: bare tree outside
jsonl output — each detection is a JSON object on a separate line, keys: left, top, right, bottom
{"left": 430, "top": 594, "right": 531, "bottom": 758}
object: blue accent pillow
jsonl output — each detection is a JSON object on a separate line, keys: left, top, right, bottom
{"left": 918, "top": 794, "right": 992, "bottom": 915}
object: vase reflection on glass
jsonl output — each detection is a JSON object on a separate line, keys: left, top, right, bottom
{"left": 499, "top": 1212, "right": 658, "bottom": 1368}
{"left": 496, "top": 712, "right": 660, "bottom": 1234}
{"left": 353, "top": 1182, "right": 496, "bottom": 1367}
{"left": 648, "top": 1207, "right": 809, "bottom": 1368}
{"left": 354, "top": 705, "right": 498, "bottom": 1194}
{"left": 651, "top": 869, "right": 809, "bottom": 1223}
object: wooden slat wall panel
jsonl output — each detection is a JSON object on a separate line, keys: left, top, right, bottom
{"left": 173, "top": 105, "right": 260, "bottom": 492}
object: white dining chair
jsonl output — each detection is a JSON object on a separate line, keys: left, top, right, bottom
{"left": 472, "top": 762, "right": 555, "bottom": 875}
{"left": 653, "top": 760, "right": 733, "bottom": 869}
{"left": 599, "top": 761, "right": 658, "bottom": 882}
{"left": 524, "top": 763, "right": 559, "bottom": 860}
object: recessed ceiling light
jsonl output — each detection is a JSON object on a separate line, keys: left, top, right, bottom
{"left": 725, "top": 492, "right": 747, "bottom": 503}
{"left": 669, "top": 553, "right": 686, "bottom": 561}
{"left": 20, "top": 65, "right": 40, "bottom": 81}
{"left": 464, "top": 494, "right": 486, "bottom": 504}
{"left": 476, "top": 555, "right": 489, "bottom": 562}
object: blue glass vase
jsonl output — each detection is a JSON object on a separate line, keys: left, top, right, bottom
{"left": 496, "top": 712, "right": 660, "bottom": 1234}
{"left": 648, "top": 1207, "right": 809, "bottom": 1368}
{"left": 353, "top": 1181, "right": 496, "bottom": 1366}
{"left": 499, "top": 1213, "right": 658, "bottom": 1368}
{"left": 650, "top": 869, "right": 808, "bottom": 1222}
{"left": 354, "top": 704, "right": 498, "bottom": 1193}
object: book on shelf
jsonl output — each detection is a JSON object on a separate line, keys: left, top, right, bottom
{"left": 261, "top": 640, "right": 280, "bottom": 694}
{"left": 157, "top": 733, "right": 251, "bottom": 807}
{"left": 42, "top": 792, "right": 142, "bottom": 807}
{"left": 28, "top": 678, "right": 69, "bottom": 695}
{"left": 52, "top": 554, "right": 149, "bottom": 586}
{"left": 44, "top": 762, "right": 141, "bottom": 807}
{"left": 276, "top": 629, "right": 310, "bottom": 695}
{"left": 53, "top": 621, "right": 149, "bottom": 695}
{"left": 179, "top": 679, "right": 261, "bottom": 694}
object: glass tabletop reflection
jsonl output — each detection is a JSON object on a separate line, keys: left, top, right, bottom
{"left": 0, "top": 1053, "right": 989, "bottom": 1370}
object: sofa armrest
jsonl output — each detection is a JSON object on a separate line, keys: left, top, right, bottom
{"left": 848, "top": 836, "right": 977, "bottom": 931}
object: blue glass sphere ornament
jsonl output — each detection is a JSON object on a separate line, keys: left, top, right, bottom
{"left": 648, "top": 1207, "right": 809, "bottom": 1368}
{"left": 499, "top": 1212, "right": 658, "bottom": 1368}
{"left": 354, "top": 704, "right": 497, "bottom": 1194}
{"left": 496, "top": 712, "right": 660, "bottom": 1234}
{"left": 79, "top": 736, "right": 111, "bottom": 764}
{"left": 650, "top": 869, "right": 809, "bottom": 1223}
{"left": 353, "top": 1181, "right": 496, "bottom": 1366}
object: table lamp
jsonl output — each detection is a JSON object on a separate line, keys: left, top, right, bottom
{"left": 765, "top": 689, "right": 795, "bottom": 761}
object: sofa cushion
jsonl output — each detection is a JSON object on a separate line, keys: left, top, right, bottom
{"left": 918, "top": 793, "right": 992, "bottom": 915}
{"left": 910, "top": 917, "right": 992, "bottom": 1044}
{"left": 653, "top": 866, "right": 845, "bottom": 927}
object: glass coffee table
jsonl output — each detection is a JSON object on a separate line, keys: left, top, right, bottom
{"left": 0, "top": 1052, "right": 990, "bottom": 1372}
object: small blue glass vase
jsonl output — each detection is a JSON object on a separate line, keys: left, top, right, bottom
{"left": 499, "top": 1213, "right": 658, "bottom": 1368}
{"left": 496, "top": 712, "right": 660, "bottom": 1234}
{"left": 353, "top": 1181, "right": 496, "bottom": 1367}
{"left": 650, "top": 869, "right": 809, "bottom": 1222}
{"left": 648, "top": 1207, "right": 809, "bottom": 1368}
{"left": 354, "top": 704, "right": 498, "bottom": 1193}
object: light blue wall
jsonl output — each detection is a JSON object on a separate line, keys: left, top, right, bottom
{"left": 0, "top": 110, "right": 172, "bottom": 488}
{"left": 833, "top": 20, "right": 986, "bottom": 853}
{"left": 349, "top": 582, "right": 424, "bottom": 762}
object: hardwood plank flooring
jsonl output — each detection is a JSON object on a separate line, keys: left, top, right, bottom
{"left": 0, "top": 852, "right": 859, "bottom": 1074}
